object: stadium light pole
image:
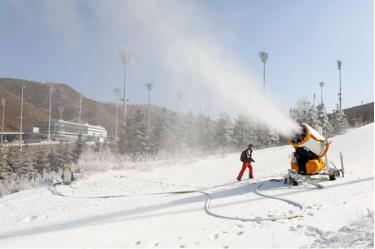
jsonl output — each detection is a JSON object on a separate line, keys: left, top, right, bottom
{"left": 113, "top": 88, "right": 121, "bottom": 139}
{"left": 1, "top": 98, "right": 5, "bottom": 147}
{"left": 145, "top": 83, "right": 153, "bottom": 131}
{"left": 337, "top": 60, "right": 342, "bottom": 110}
{"left": 17, "top": 80, "right": 27, "bottom": 151}
{"left": 319, "top": 81, "right": 325, "bottom": 106}
{"left": 47, "top": 85, "right": 53, "bottom": 141}
{"left": 120, "top": 49, "right": 132, "bottom": 125}
{"left": 259, "top": 51, "right": 269, "bottom": 94}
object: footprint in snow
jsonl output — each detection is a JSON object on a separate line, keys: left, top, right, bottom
{"left": 209, "top": 234, "right": 219, "bottom": 240}
{"left": 237, "top": 231, "right": 244, "bottom": 236}
{"left": 23, "top": 216, "right": 37, "bottom": 222}
{"left": 135, "top": 241, "right": 142, "bottom": 245}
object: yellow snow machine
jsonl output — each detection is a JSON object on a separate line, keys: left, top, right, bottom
{"left": 285, "top": 123, "right": 344, "bottom": 188}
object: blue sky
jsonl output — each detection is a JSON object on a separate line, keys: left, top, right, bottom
{"left": 0, "top": 0, "right": 373, "bottom": 118}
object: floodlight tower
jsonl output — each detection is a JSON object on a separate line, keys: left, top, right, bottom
{"left": 47, "top": 85, "right": 53, "bottom": 141}
{"left": 319, "top": 81, "right": 325, "bottom": 105}
{"left": 1, "top": 98, "right": 5, "bottom": 147}
{"left": 120, "top": 49, "right": 132, "bottom": 124}
{"left": 113, "top": 88, "right": 121, "bottom": 139}
{"left": 145, "top": 83, "right": 153, "bottom": 130}
{"left": 259, "top": 51, "right": 269, "bottom": 94}
{"left": 17, "top": 80, "right": 27, "bottom": 151}
{"left": 337, "top": 60, "right": 342, "bottom": 110}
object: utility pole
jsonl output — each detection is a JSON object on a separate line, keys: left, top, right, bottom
{"left": 319, "top": 81, "right": 325, "bottom": 106}
{"left": 337, "top": 60, "right": 342, "bottom": 110}
{"left": 120, "top": 49, "right": 132, "bottom": 125}
{"left": 78, "top": 93, "right": 82, "bottom": 123}
{"left": 145, "top": 83, "right": 153, "bottom": 131}
{"left": 113, "top": 88, "right": 121, "bottom": 139}
{"left": 259, "top": 51, "right": 269, "bottom": 94}
{"left": 59, "top": 105, "right": 64, "bottom": 120}
{"left": 17, "top": 81, "right": 27, "bottom": 151}
{"left": 48, "top": 85, "right": 53, "bottom": 141}
{"left": 1, "top": 98, "right": 5, "bottom": 147}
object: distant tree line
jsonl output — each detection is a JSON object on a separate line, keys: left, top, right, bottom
{"left": 114, "top": 100, "right": 351, "bottom": 159}
{"left": 0, "top": 134, "right": 84, "bottom": 195}
{"left": 289, "top": 99, "right": 350, "bottom": 137}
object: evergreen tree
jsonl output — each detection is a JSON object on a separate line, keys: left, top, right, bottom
{"left": 330, "top": 108, "right": 350, "bottom": 134}
{"left": 4, "top": 147, "right": 18, "bottom": 175}
{"left": 317, "top": 104, "right": 334, "bottom": 137}
{"left": 72, "top": 133, "right": 84, "bottom": 163}
{"left": 0, "top": 149, "right": 7, "bottom": 179}
{"left": 198, "top": 115, "right": 214, "bottom": 152}
{"left": 290, "top": 99, "right": 319, "bottom": 129}
{"left": 232, "top": 114, "right": 248, "bottom": 149}
{"left": 47, "top": 149, "right": 59, "bottom": 172}
{"left": 214, "top": 113, "right": 233, "bottom": 149}
{"left": 133, "top": 110, "right": 149, "bottom": 155}
{"left": 33, "top": 148, "right": 49, "bottom": 175}
{"left": 151, "top": 116, "right": 166, "bottom": 154}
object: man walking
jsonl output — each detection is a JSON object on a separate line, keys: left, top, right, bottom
{"left": 237, "top": 144, "right": 255, "bottom": 181}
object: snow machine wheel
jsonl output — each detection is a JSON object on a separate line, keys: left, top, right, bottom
{"left": 329, "top": 170, "right": 340, "bottom": 181}
{"left": 329, "top": 173, "right": 336, "bottom": 181}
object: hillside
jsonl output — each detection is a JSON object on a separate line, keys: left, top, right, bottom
{"left": 0, "top": 78, "right": 178, "bottom": 136}
{"left": 0, "top": 124, "right": 372, "bottom": 247}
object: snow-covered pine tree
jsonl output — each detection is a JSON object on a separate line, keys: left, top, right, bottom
{"left": 232, "top": 114, "right": 248, "bottom": 149}
{"left": 20, "top": 146, "right": 35, "bottom": 179}
{"left": 150, "top": 116, "right": 166, "bottom": 155}
{"left": 164, "top": 112, "right": 180, "bottom": 155}
{"left": 184, "top": 111, "right": 200, "bottom": 151}
{"left": 290, "top": 99, "right": 319, "bottom": 129}
{"left": 308, "top": 104, "right": 320, "bottom": 130}
{"left": 214, "top": 113, "right": 233, "bottom": 149}
{"left": 47, "top": 149, "right": 59, "bottom": 172}
{"left": 72, "top": 133, "right": 84, "bottom": 163}
{"left": 33, "top": 148, "right": 49, "bottom": 175}
{"left": 330, "top": 107, "right": 350, "bottom": 135}
{"left": 317, "top": 104, "right": 334, "bottom": 137}
{"left": 198, "top": 115, "right": 214, "bottom": 152}
{"left": 4, "top": 147, "right": 18, "bottom": 176}
{"left": 54, "top": 142, "right": 68, "bottom": 171}
{"left": 133, "top": 110, "right": 149, "bottom": 156}
{"left": 0, "top": 148, "right": 7, "bottom": 179}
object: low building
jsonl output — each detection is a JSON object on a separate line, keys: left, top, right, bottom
{"left": 39, "top": 120, "right": 107, "bottom": 143}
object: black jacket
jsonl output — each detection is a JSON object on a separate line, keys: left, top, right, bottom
{"left": 240, "top": 149, "right": 255, "bottom": 163}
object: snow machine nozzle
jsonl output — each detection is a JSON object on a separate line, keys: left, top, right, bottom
{"left": 288, "top": 123, "right": 331, "bottom": 175}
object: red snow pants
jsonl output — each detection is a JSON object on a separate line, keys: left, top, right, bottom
{"left": 237, "top": 162, "right": 253, "bottom": 181}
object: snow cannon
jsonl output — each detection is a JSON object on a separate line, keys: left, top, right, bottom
{"left": 288, "top": 123, "right": 331, "bottom": 175}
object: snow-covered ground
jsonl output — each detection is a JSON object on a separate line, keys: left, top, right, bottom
{"left": 0, "top": 124, "right": 373, "bottom": 248}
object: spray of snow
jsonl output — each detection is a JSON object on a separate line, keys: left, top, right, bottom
{"left": 122, "top": 1, "right": 300, "bottom": 137}
{"left": 7, "top": 1, "right": 301, "bottom": 137}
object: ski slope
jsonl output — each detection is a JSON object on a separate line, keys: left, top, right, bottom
{"left": 0, "top": 124, "right": 373, "bottom": 248}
